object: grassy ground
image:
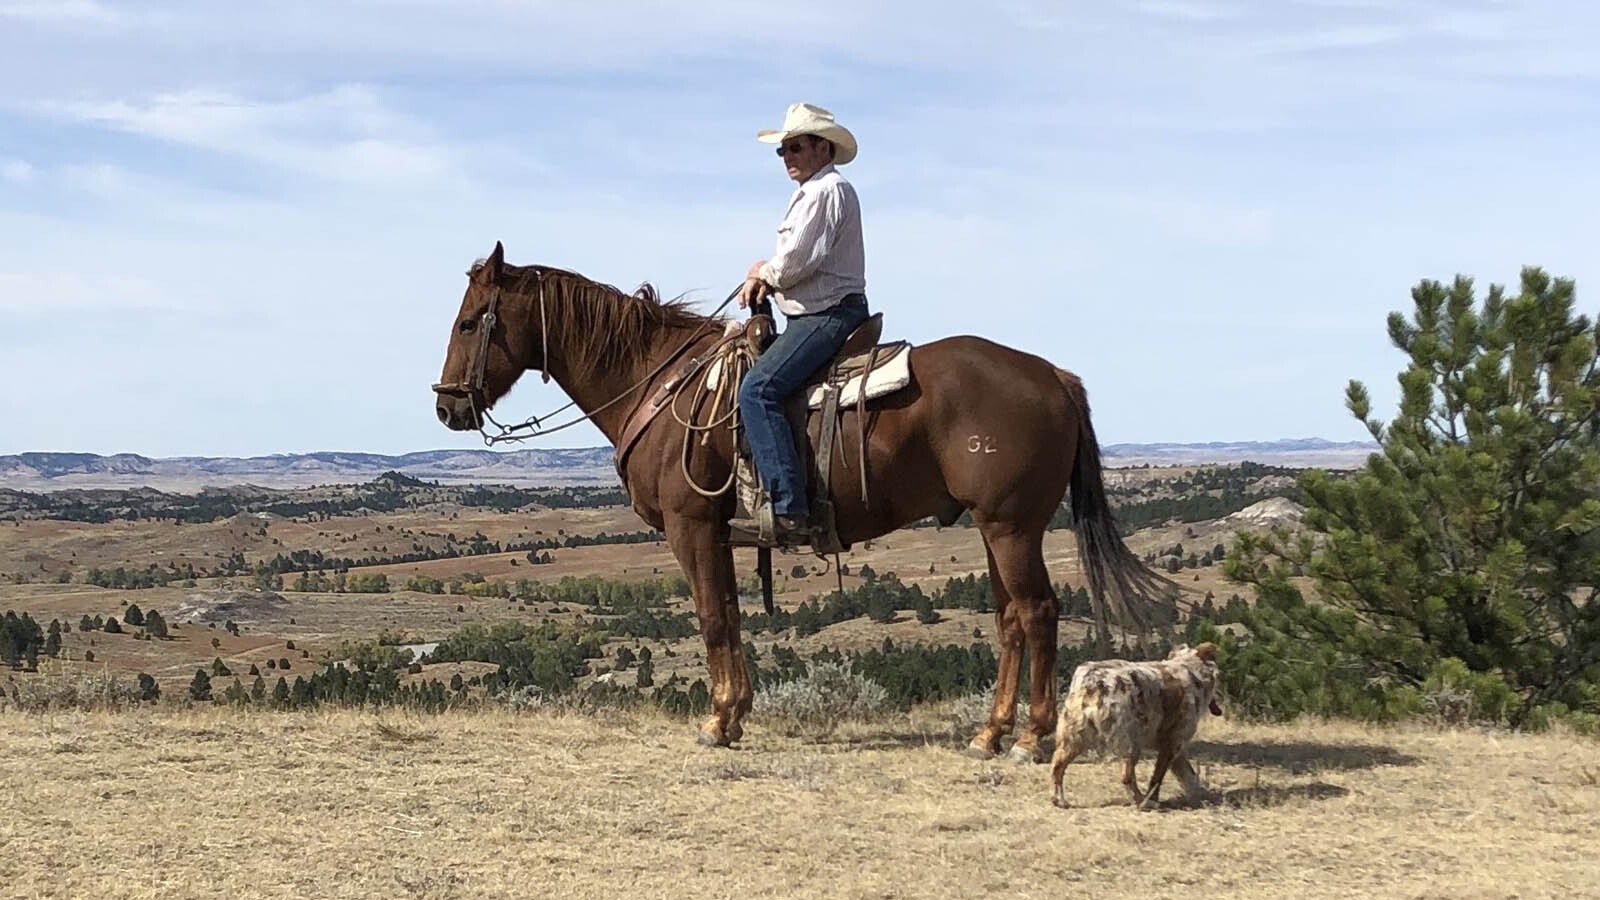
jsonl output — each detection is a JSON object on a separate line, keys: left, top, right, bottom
{"left": 3, "top": 705, "right": 1596, "bottom": 900}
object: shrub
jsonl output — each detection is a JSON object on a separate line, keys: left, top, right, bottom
{"left": 1, "top": 670, "right": 140, "bottom": 712}
{"left": 753, "top": 660, "right": 889, "bottom": 738}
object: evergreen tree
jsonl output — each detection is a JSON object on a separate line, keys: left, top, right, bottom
{"left": 1230, "top": 268, "right": 1600, "bottom": 726}
{"left": 143, "top": 610, "right": 168, "bottom": 639}
{"left": 189, "top": 669, "right": 213, "bottom": 701}
{"left": 272, "top": 676, "right": 291, "bottom": 706}
{"left": 123, "top": 604, "right": 145, "bottom": 627}
{"left": 137, "top": 672, "right": 160, "bottom": 702}
{"left": 635, "top": 657, "right": 655, "bottom": 689}
{"left": 44, "top": 620, "right": 61, "bottom": 658}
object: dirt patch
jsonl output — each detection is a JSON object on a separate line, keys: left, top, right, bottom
{"left": 172, "top": 590, "right": 291, "bottom": 625}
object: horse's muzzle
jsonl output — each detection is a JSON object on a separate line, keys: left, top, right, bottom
{"left": 433, "top": 390, "right": 481, "bottom": 432}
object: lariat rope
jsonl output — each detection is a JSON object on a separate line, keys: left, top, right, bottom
{"left": 470, "top": 282, "right": 742, "bottom": 446}
{"left": 669, "top": 339, "right": 759, "bottom": 498}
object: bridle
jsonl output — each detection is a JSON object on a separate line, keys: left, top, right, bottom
{"left": 432, "top": 266, "right": 741, "bottom": 446}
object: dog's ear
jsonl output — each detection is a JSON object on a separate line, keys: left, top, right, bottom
{"left": 1194, "top": 642, "right": 1218, "bottom": 663}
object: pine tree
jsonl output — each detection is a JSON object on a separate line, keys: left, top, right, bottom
{"left": 137, "top": 673, "right": 160, "bottom": 702}
{"left": 189, "top": 669, "right": 213, "bottom": 701}
{"left": 123, "top": 604, "right": 145, "bottom": 627}
{"left": 143, "top": 610, "right": 168, "bottom": 639}
{"left": 1231, "top": 268, "right": 1600, "bottom": 726}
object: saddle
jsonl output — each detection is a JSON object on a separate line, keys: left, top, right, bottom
{"left": 727, "top": 311, "right": 911, "bottom": 552}
{"left": 609, "top": 308, "right": 912, "bottom": 553}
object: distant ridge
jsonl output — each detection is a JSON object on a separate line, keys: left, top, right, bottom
{"left": 1100, "top": 438, "right": 1377, "bottom": 467}
{"left": 0, "top": 440, "right": 1378, "bottom": 492}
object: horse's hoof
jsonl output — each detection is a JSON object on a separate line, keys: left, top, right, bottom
{"left": 963, "top": 742, "right": 997, "bottom": 760}
{"left": 696, "top": 729, "right": 727, "bottom": 748}
{"left": 1008, "top": 744, "right": 1044, "bottom": 765}
{"left": 1052, "top": 795, "right": 1071, "bottom": 810}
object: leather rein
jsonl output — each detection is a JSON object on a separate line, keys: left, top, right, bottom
{"left": 431, "top": 269, "right": 740, "bottom": 446}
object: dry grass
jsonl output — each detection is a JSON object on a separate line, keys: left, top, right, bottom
{"left": 2, "top": 707, "right": 1596, "bottom": 900}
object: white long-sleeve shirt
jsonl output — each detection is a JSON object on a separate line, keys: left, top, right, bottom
{"left": 757, "top": 164, "right": 866, "bottom": 317}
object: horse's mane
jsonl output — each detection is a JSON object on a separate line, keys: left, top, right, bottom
{"left": 475, "top": 259, "right": 722, "bottom": 379}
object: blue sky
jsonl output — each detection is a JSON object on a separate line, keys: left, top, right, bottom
{"left": 2, "top": 0, "right": 1596, "bottom": 457}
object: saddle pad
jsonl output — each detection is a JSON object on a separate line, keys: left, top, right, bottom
{"left": 704, "top": 342, "right": 913, "bottom": 409}
{"left": 806, "top": 344, "right": 911, "bottom": 409}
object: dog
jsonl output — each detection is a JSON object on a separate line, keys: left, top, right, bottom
{"left": 1049, "top": 642, "right": 1222, "bottom": 810}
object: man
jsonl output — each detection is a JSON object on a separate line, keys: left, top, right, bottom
{"left": 731, "top": 102, "right": 869, "bottom": 544}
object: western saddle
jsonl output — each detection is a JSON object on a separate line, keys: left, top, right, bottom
{"left": 611, "top": 304, "right": 910, "bottom": 554}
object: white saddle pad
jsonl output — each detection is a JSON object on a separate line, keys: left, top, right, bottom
{"left": 702, "top": 343, "right": 913, "bottom": 410}
{"left": 805, "top": 345, "right": 911, "bottom": 409}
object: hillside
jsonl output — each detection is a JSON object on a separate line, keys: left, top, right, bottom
{"left": 0, "top": 440, "right": 1376, "bottom": 491}
{"left": 3, "top": 706, "right": 1595, "bottom": 899}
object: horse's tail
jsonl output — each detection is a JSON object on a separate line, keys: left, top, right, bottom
{"left": 1055, "top": 367, "right": 1176, "bottom": 651}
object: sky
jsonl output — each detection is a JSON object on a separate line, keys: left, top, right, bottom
{"left": 1, "top": 0, "right": 1596, "bottom": 458}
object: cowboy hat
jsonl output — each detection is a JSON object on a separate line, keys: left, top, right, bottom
{"left": 756, "top": 103, "right": 858, "bottom": 165}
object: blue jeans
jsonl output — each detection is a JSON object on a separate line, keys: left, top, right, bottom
{"left": 738, "top": 295, "right": 870, "bottom": 518}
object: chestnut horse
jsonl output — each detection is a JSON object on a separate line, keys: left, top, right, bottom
{"left": 433, "top": 242, "right": 1172, "bottom": 761}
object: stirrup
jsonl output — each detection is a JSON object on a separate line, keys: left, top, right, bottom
{"left": 727, "top": 510, "right": 811, "bottom": 549}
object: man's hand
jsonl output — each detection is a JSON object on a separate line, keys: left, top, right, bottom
{"left": 738, "top": 277, "right": 772, "bottom": 310}
{"left": 738, "top": 260, "right": 772, "bottom": 310}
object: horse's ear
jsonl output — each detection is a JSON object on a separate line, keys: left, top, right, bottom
{"left": 473, "top": 242, "right": 505, "bottom": 284}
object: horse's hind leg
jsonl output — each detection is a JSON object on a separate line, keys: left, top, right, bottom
{"left": 981, "top": 522, "right": 1059, "bottom": 764}
{"left": 965, "top": 543, "right": 1019, "bottom": 759}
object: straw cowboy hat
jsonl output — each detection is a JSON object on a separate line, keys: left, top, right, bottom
{"left": 756, "top": 103, "right": 858, "bottom": 165}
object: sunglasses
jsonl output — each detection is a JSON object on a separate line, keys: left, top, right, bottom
{"left": 775, "top": 139, "right": 813, "bottom": 157}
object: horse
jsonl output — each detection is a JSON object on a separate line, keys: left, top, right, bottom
{"left": 432, "top": 242, "right": 1173, "bottom": 761}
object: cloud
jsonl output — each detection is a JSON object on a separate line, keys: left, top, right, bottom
{"left": 0, "top": 157, "right": 33, "bottom": 182}
{"left": 46, "top": 86, "right": 455, "bottom": 186}
{"left": 0, "top": 0, "right": 121, "bottom": 24}
{"left": 1130, "top": 1, "right": 1239, "bottom": 22}
{"left": 0, "top": 270, "right": 170, "bottom": 312}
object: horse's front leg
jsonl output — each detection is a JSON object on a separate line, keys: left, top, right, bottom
{"left": 665, "top": 516, "right": 752, "bottom": 747}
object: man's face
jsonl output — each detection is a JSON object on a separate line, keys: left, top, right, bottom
{"left": 778, "top": 135, "right": 832, "bottom": 183}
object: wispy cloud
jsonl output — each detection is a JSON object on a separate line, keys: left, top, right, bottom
{"left": 1130, "top": 1, "right": 1239, "bottom": 22}
{"left": 0, "top": 0, "right": 121, "bottom": 24}
{"left": 0, "top": 271, "right": 170, "bottom": 312}
{"left": 46, "top": 86, "right": 455, "bottom": 186}
{"left": 0, "top": 157, "right": 33, "bottom": 183}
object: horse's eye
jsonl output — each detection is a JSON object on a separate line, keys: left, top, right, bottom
{"left": 459, "top": 318, "right": 477, "bottom": 335}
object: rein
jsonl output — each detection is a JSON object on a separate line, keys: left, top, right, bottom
{"left": 432, "top": 270, "right": 741, "bottom": 446}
